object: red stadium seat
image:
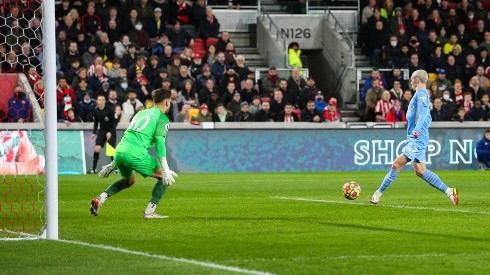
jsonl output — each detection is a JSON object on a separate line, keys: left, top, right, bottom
{"left": 206, "top": 37, "right": 219, "bottom": 46}
{"left": 0, "top": 74, "right": 19, "bottom": 119}
{"left": 294, "top": 108, "right": 302, "bottom": 121}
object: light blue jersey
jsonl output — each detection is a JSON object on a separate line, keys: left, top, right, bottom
{"left": 403, "top": 88, "right": 432, "bottom": 161}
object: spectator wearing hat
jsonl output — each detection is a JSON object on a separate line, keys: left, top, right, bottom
{"left": 199, "top": 7, "right": 220, "bottom": 40}
{"left": 259, "top": 67, "right": 280, "bottom": 98}
{"left": 133, "top": 74, "right": 153, "bottom": 104}
{"left": 234, "top": 101, "right": 255, "bottom": 122}
{"left": 314, "top": 91, "right": 327, "bottom": 113}
{"left": 190, "top": 53, "right": 205, "bottom": 78}
{"left": 160, "top": 78, "right": 173, "bottom": 91}
{"left": 388, "top": 7, "right": 405, "bottom": 35}
{"left": 434, "top": 68, "right": 453, "bottom": 93}
{"left": 383, "top": 35, "right": 402, "bottom": 68}
{"left": 323, "top": 98, "right": 341, "bottom": 122}
{"left": 276, "top": 102, "right": 299, "bottom": 122}
{"left": 147, "top": 7, "right": 166, "bottom": 40}
{"left": 196, "top": 64, "right": 215, "bottom": 90}
{"left": 192, "top": 103, "right": 213, "bottom": 123}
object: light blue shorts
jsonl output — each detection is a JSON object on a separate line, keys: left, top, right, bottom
{"left": 402, "top": 140, "right": 427, "bottom": 163}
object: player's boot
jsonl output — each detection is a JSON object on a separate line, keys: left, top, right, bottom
{"left": 370, "top": 191, "right": 382, "bottom": 204}
{"left": 143, "top": 212, "right": 168, "bottom": 219}
{"left": 90, "top": 197, "right": 101, "bottom": 216}
{"left": 448, "top": 188, "right": 458, "bottom": 205}
{"left": 88, "top": 169, "right": 97, "bottom": 174}
{"left": 99, "top": 162, "right": 116, "bottom": 178}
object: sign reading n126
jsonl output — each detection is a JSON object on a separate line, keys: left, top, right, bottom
{"left": 280, "top": 28, "right": 311, "bottom": 39}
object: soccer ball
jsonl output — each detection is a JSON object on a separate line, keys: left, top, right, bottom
{"left": 342, "top": 181, "right": 361, "bottom": 200}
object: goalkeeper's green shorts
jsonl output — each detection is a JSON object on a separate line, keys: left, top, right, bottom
{"left": 114, "top": 152, "right": 161, "bottom": 179}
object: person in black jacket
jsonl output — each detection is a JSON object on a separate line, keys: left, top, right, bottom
{"left": 89, "top": 94, "right": 118, "bottom": 174}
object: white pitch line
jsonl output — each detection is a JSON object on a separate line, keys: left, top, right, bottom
{"left": 57, "top": 239, "right": 274, "bottom": 275}
{"left": 272, "top": 196, "right": 490, "bottom": 215}
{"left": 232, "top": 251, "right": 490, "bottom": 262}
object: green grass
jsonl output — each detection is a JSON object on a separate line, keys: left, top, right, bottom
{"left": 1, "top": 171, "right": 490, "bottom": 274}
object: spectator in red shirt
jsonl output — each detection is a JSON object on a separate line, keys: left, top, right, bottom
{"left": 323, "top": 98, "right": 341, "bottom": 122}
{"left": 385, "top": 100, "right": 407, "bottom": 122}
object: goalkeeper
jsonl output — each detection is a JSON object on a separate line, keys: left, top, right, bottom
{"left": 90, "top": 88, "right": 178, "bottom": 219}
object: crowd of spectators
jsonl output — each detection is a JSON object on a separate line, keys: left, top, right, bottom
{"left": 1, "top": 0, "right": 341, "bottom": 124}
{"left": 360, "top": 0, "right": 490, "bottom": 122}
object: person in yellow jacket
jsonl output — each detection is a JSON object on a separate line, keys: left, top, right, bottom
{"left": 288, "top": 42, "right": 303, "bottom": 68}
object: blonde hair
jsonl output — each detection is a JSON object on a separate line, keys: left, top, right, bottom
{"left": 411, "top": 70, "right": 428, "bottom": 83}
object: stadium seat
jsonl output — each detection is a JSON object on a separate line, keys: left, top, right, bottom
{"left": 0, "top": 74, "right": 19, "bottom": 118}
{"left": 188, "top": 108, "right": 199, "bottom": 121}
{"left": 206, "top": 37, "right": 219, "bottom": 46}
{"left": 293, "top": 108, "right": 302, "bottom": 121}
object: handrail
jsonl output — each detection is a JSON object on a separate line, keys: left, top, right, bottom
{"left": 259, "top": 8, "right": 288, "bottom": 66}
{"left": 324, "top": 9, "right": 355, "bottom": 69}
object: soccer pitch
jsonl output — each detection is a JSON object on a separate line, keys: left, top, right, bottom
{"left": 2, "top": 171, "right": 490, "bottom": 274}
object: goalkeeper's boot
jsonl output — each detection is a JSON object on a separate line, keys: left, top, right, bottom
{"left": 143, "top": 212, "right": 169, "bottom": 219}
{"left": 448, "top": 188, "right": 459, "bottom": 206}
{"left": 370, "top": 190, "right": 382, "bottom": 204}
{"left": 99, "top": 162, "right": 117, "bottom": 178}
{"left": 90, "top": 197, "right": 101, "bottom": 216}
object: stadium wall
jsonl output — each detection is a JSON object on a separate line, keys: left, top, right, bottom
{"left": 2, "top": 123, "right": 485, "bottom": 174}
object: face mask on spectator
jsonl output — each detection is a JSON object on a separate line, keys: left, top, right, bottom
{"left": 64, "top": 95, "right": 71, "bottom": 102}
{"left": 443, "top": 94, "right": 450, "bottom": 100}
{"left": 469, "top": 15, "right": 474, "bottom": 20}
{"left": 390, "top": 41, "right": 397, "bottom": 47}
{"left": 84, "top": 99, "right": 91, "bottom": 104}
{"left": 135, "top": 24, "right": 143, "bottom": 31}
{"left": 121, "top": 83, "right": 128, "bottom": 89}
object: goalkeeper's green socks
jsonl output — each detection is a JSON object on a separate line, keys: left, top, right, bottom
{"left": 145, "top": 180, "right": 167, "bottom": 215}
{"left": 103, "top": 178, "right": 132, "bottom": 200}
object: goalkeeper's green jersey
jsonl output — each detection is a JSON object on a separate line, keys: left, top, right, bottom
{"left": 116, "top": 107, "right": 170, "bottom": 158}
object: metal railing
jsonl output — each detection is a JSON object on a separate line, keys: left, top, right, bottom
{"left": 324, "top": 9, "right": 355, "bottom": 69}
{"left": 259, "top": 8, "right": 289, "bottom": 66}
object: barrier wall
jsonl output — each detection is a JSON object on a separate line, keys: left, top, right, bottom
{"left": 2, "top": 124, "right": 486, "bottom": 174}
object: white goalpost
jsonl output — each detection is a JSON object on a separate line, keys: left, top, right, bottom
{"left": 43, "top": 0, "right": 58, "bottom": 240}
{"left": 0, "top": 1, "right": 57, "bottom": 240}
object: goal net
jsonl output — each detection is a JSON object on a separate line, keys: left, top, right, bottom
{"left": 0, "top": 0, "right": 47, "bottom": 240}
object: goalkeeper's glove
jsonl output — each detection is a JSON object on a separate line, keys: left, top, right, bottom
{"left": 159, "top": 158, "right": 178, "bottom": 186}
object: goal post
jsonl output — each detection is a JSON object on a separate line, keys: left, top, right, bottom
{"left": 43, "top": 0, "right": 59, "bottom": 240}
{"left": 0, "top": 1, "right": 58, "bottom": 240}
